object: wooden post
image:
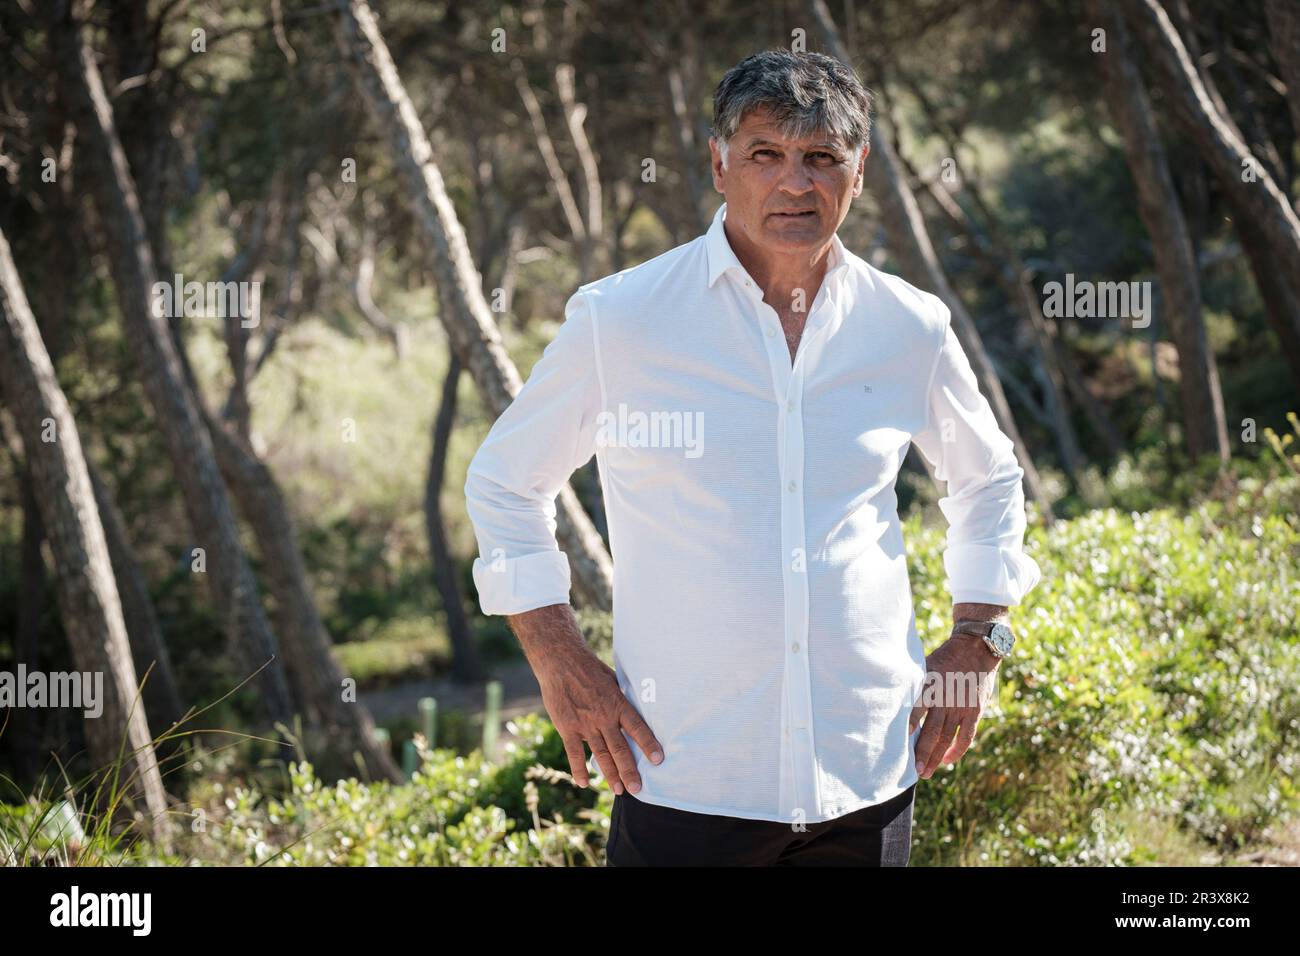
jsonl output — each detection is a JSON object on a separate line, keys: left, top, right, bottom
{"left": 401, "top": 739, "right": 418, "bottom": 778}
{"left": 419, "top": 696, "right": 437, "bottom": 748}
{"left": 482, "top": 681, "right": 502, "bottom": 761}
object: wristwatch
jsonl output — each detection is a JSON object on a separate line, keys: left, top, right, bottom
{"left": 953, "top": 619, "right": 1015, "bottom": 659}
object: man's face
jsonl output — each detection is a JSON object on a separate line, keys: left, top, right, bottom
{"left": 709, "top": 106, "right": 867, "bottom": 258}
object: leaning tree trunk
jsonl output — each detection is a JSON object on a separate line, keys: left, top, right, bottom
{"left": 1263, "top": 0, "right": 1300, "bottom": 176}
{"left": 204, "top": 418, "right": 404, "bottom": 782}
{"left": 332, "top": 0, "right": 613, "bottom": 610}
{"left": 1162, "top": 1, "right": 1300, "bottom": 396}
{"left": 87, "top": 462, "right": 186, "bottom": 737}
{"left": 1229, "top": 197, "right": 1300, "bottom": 394}
{"left": 896, "top": 129, "right": 1089, "bottom": 481}
{"left": 420, "top": 186, "right": 512, "bottom": 685}
{"left": 51, "top": 2, "right": 296, "bottom": 726}
{"left": 0, "top": 224, "right": 171, "bottom": 844}
{"left": 1125, "top": 0, "right": 1300, "bottom": 385}
{"left": 806, "top": 0, "right": 1053, "bottom": 521}
{"left": 1089, "top": 0, "right": 1228, "bottom": 462}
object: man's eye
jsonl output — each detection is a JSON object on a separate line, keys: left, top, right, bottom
{"left": 810, "top": 152, "right": 838, "bottom": 162}
{"left": 753, "top": 149, "right": 777, "bottom": 158}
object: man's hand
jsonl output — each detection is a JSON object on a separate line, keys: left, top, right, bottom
{"left": 506, "top": 604, "right": 664, "bottom": 795}
{"left": 909, "top": 604, "right": 1007, "bottom": 779}
{"left": 536, "top": 651, "right": 664, "bottom": 795}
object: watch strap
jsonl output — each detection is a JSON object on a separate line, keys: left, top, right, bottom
{"left": 953, "top": 619, "right": 995, "bottom": 638}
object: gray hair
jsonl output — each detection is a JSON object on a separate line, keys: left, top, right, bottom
{"left": 712, "top": 50, "right": 872, "bottom": 167}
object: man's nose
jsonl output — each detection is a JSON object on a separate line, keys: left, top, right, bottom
{"left": 777, "top": 159, "right": 814, "bottom": 194}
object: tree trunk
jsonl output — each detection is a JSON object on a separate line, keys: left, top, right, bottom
{"left": 1125, "top": 0, "right": 1300, "bottom": 385}
{"left": 1227, "top": 194, "right": 1300, "bottom": 393}
{"left": 51, "top": 1, "right": 296, "bottom": 726}
{"left": 332, "top": 0, "right": 613, "bottom": 611}
{"left": 1089, "top": 0, "right": 1228, "bottom": 462}
{"left": 1264, "top": 0, "right": 1300, "bottom": 156}
{"left": 806, "top": 0, "right": 1053, "bottom": 521}
{"left": 87, "top": 461, "right": 186, "bottom": 737}
{"left": 0, "top": 224, "right": 171, "bottom": 844}
{"left": 203, "top": 417, "right": 405, "bottom": 782}
{"left": 897, "top": 137, "right": 1091, "bottom": 480}
{"left": 666, "top": 64, "right": 713, "bottom": 233}
{"left": 555, "top": 62, "right": 605, "bottom": 280}
{"left": 14, "top": 467, "right": 47, "bottom": 783}
{"left": 425, "top": 349, "right": 484, "bottom": 683}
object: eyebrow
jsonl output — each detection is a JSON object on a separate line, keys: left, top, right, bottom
{"left": 743, "top": 138, "right": 846, "bottom": 152}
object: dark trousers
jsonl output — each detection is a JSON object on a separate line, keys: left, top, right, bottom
{"left": 605, "top": 782, "right": 916, "bottom": 866}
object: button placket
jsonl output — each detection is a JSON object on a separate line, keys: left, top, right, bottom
{"left": 746, "top": 268, "right": 838, "bottom": 821}
{"left": 757, "top": 303, "right": 828, "bottom": 820}
{"left": 788, "top": 283, "right": 844, "bottom": 819}
{"left": 782, "top": 354, "right": 817, "bottom": 817}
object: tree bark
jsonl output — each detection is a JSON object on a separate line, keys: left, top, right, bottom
{"left": 203, "top": 418, "right": 405, "bottom": 782}
{"left": 87, "top": 461, "right": 186, "bottom": 738}
{"left": 806, "top": 0, "right": 1053, "bottom": 520}
{"left": 895, "top": 132, "right": 1091, "bottom": 480}
{"left": 1089, "top": 0, "right": 1228, "bottom": 462}
{"left": 167, "top": 177, "right": 401, "bottom": 780}
{"left": 666, "top": 63, "right": 713, "bottom": 233}
{"left": 425, "top": 348, "right": 484, "bottom": 683}
{"left": 1264, "top": 0, "right": 1300, "bottom": 156}
{"left": 0, "top": 223, "right": 171, "bottom": 844}
{"left": 555, "top": 62, "right": 605, "bottom": 281}
{"left": 51, "top": 0, "right": 296, "bottom": 726}
{"left": 14, "top": 465, "right": 47, "bottom": 783}
{"left": 513, "top": 61, "right": 588, "bottom": 256}
{"left": 1124, "top": 0, "right": 1300, "bottom": 385}
{"left": 332, "top": 0, "right": 613, "bottom": 611}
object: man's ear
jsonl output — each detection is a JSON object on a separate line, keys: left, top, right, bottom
{"left": 709, "top": 137, "right": 726, "bottom": 193}
{"left": 853, "top": 143, "right": 869, "bottom": 196}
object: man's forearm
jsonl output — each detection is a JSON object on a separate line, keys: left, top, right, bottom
{"left": 506, "top": 603, "right": 596, "bottom": 683}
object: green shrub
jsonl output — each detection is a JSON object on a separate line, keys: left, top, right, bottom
{"left": 136, "top": 714, "right": 608, "bottom": 866}
{"left": 6, "top": 477, "right": 1295, "bottom": 866}
{"left": 905, "top": 474, "right": 1300, "bottom": 864}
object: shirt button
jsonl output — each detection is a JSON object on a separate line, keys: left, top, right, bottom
{"left": 792, "top": 642, "right": 801, "bottom": 653}
{"left": 786, "top": 399, "right": 795, "bottom": 412}
{"left": 787, "top": 480, "right": 796, "bottom": 491}
{"left": 766, "top": 326, "right": 776, "bottom": 337}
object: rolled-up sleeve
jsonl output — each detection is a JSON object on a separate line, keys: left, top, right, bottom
{"left": 463, "top": 289, "right": 604, "bottom": 615}
{"left": 910, "top": 297, "right": 1042, "bottom": 606}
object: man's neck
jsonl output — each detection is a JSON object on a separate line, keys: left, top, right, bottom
{"left": 724, "top": 218, "right": 834, "bottom": 307}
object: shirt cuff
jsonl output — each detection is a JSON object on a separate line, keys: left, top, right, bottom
{"left": 471, "top": 549, "right": 572, "bottom": 616}
{"left": 943, "top": 544, "right": 1042, "bottom": 607}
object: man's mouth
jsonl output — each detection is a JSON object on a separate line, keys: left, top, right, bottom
{"left": 770, "top": 209, "right": 817, "bottom": 218}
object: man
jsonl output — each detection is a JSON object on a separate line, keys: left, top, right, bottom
{"left": 463, "top": 49, "right": 1042, "bottom": 866}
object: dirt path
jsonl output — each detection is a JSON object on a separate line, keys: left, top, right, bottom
{"left": 359, "top": 658, "right": 547, "bottom": 752}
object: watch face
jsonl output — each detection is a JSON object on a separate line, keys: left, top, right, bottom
{"left": 989, "top": 623, "right": 1014, "bottom": 656}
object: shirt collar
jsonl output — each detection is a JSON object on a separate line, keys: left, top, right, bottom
{"left": 705, "top": 201, "right": 851, "bottom": 290}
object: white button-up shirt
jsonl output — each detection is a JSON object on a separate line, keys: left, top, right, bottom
{"left": 464, "top": 202, "right": 1041, "bottom": 824}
